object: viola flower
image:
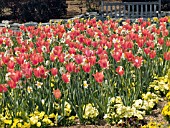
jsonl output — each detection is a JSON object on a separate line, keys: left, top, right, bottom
{"left": 27, "top": 86, "right": 33, "bottom": 93}
{"left": 53, "top": 89, "right": 61, "bottom": 99}
{"left": 59, "top": 67, "right": 66, "bottom": 74}
{"left": 116, "top": 66, "right": 124, "bottom": 76}
{"left": 93, "top": 72, "right": 104, "bottom": 83}
{"left": 62, "top": 73, "right": 70, "bottom": 83}
{"left": 133, "top": 56, "right": 143, "bottom": 68}
{"left": 82, "top": 81, "right": 89, "bottom": 88}
{"left": 35, "top": 81, "right": 43, "bottom": 88}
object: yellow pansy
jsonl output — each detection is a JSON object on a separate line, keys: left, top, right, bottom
{"left": 49, "top": 113, "right": 55, "bottom": 118}
{"left": 30, "top": 116, "right": 38, "bottom": 125}
{"left": 4, "top": 119, "right": 12, "bottom": 124}
{"left": 37, "top": 122, "right": 41, "bottom": 127}
{"left": 39, "top": 111, "right": 45, "bottom": 119}
{"left": 51, "top": 83, "right": 54, "bottom": 87}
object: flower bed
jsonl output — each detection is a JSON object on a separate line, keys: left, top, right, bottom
{"left": 0, "top": 16, "right": 170, "bottom": 127}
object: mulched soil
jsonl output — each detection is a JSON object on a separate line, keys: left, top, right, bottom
{"left": 144, "top": 99, "right": 169, "bottom": 127}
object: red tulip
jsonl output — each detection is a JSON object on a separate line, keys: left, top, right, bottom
{"left": 146, "top": 40, "right": 153, "bottom": 47}
{"left": 98, "top": 54, "right": 108, "bottom": 60}
{"left": 66, "top": 62, "right": 76, "bottom": 73}
{"left": 75, "top": 54, "right": 83, "bottom": 64}
{"left": 91, "top": 41, "right": 98, "bottom": 48}
{"left": 8, "top": 80, "right": 17, "bottom": 89}
{"left": 51, "top": 68, "right": 58, "bottom": 76}
{"left": 136, "top": 39, "right": 144, "bottom": 48}
{"left": 10, "top": 71, "right": 21, "bottom": 82}
{"left": 50, "top": 53, "right": 56, "bottom": 62}
{"left": 22, "top": 68, "right": 33, "bottom": 79}
{"left": 144, "top": 48, "right": 151, "bottom": 55}
{"left": 164, "top": 52, "right": 170, "bottom": 61}
{"left": 82, "top": 63, "right": 91, "bottom": 73}
{"left": 84, "top": 38, "right": 92, "bottom": 46}
{"left": 53, "top": 89, "right": 61, "bottom": 99}
{"left": 162, "top": 29, "right": 169, "bottom": 36}
{"left": 88, "top": 56, "right": 96, "bottom": 66}
{"left": 54, "top": 46, "right": 62, "bottom": 56}
{"left": 0, "top": 60, "right": 3, "bottom": 67}
{"left": 149, "top": 50, "right": 156, "bottom": 59}
{"left": 93, "top": 72, "right": 104, "bottom": 83}
{"left": 21, "top": 62, "right": 30, "bottom": 69}
{"left": 62, "top": 73, "right": 70, "bottom": 83}
{"left": 0, "top": 38, "right": 3, "bottom": 45}
{"left": 34, "top": 68, "right": 41, "bottom": 78}
{"left": 2, "top": 56, "right": 10, "bottom": 64}
{"left": 39, "top": 65, "right": 46, "bottom": 76}
{"left": 30, "top": 54, "right": 39, "bottom": 66}
{"left": 106, "top": 41, "right": 112, "bottom": 48}
{"left": 166, "top": 41, "right": 170, "bottom": 47}
{"left": 111, "top": 49, "right": 122, "bottom": 62}
{"left": 58, "top": 53, "right": 65, "bottom": 63}
{"left": 124, "top": 50, "right": 134, "bottom": 62}
{"left": 116, "top": 66, "right": 124, "bottom": 76}
{"left": 122, "top": 41, "right": 134, "bottom": 50}
{"left": 7, "top": 60, "right": 15, "bottom": 69}
{"left": 74, "top": 66, "right": 80, "bottom": 73}
{"left": 0, "top": 84, "right": 8, "bottom": 93}
{"left": 16, "top": 55, "right": 25, "bottom": 65}
{"left": 96, "top": 46, "right": 104, "bottom": 55}
{"left": 133, "top": 56, "right": 143, "bottom": 68}
{"left": 83, "top": 48, "right": 93, "bottom": 57}
{"left": 69, "top": 47, "right": 76, "bottom": 54}
{"left": 98, "top": 59, "right": 109, "bottom": 69}
{"left": 158, "top": 38, "right": 164, "bottom": 45}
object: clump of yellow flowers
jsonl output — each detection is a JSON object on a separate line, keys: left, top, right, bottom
{"left": 104, "top": 96, "right": 145, "bottom": 125}
{"left": 148, "top": 74, "right": 169, "bottom": 96}
{"left": 83, "top": 103, "right": 99, "bottom": 120}
{"left": 0, "top": 100, "right": 73, "bottom": 127}
{"left": 162, "top": 102, "right": 170, "bottom": 123}
{"left": 142, "top": 121, "right": 163, "bottom": 128}
{"left": 0, "top": 106, "right": 58, "bottom": 128}
{"left": 161, "top": 69, "right": 170, "bottom": 123}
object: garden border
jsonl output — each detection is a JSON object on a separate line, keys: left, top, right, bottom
{"left": 100, "top": 0, "right": 161, "bottom": 20}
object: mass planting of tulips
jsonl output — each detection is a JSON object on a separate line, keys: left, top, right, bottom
{"left": 0, "top": 16, "right": 170, "bottom": 127}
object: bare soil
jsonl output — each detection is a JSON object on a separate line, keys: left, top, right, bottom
{"left": 144, "top": 99, "right": 169, "bottom": 127}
